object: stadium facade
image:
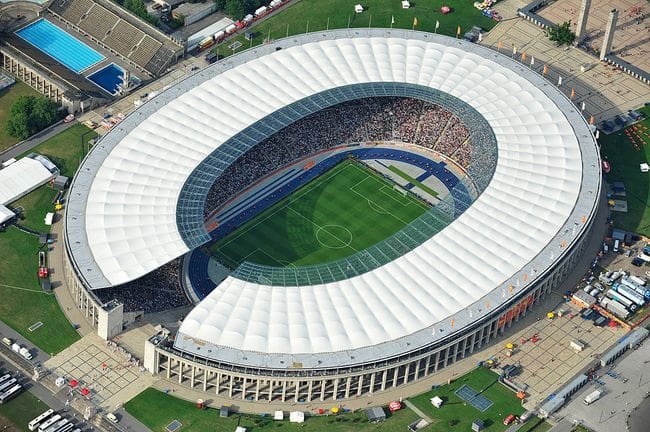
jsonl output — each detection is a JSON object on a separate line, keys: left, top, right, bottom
{"left": 63, "top": 29, "right": 601, "bottom": 402}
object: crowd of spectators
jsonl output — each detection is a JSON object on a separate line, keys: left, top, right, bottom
{"left": 94, "top": 258, "right": 189, "bottom": 313}
{"left": 204, "top": 97, "right": 473, "bottom": 218}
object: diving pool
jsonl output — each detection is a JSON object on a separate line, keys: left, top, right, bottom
{"left": 15, "top": 19, "right": 105, "bottom": 73}
{"left": 87, "top": 64, "right": 130, "bottom": 95}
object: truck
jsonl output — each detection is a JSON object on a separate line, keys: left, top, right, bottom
{"left": 583, "top": 389, "right": 602, "bottom": 405}
{"left": 605, "top": 290, "right": 637, "bottom": 311}
{"left": 611, "top": 283, "right": 646, "bottom": 306}
{"left": 19, "top": 347, "right": 32, "bottom": 360}
{"left": 599, "top": 297, "right": 631, "bottom": 319}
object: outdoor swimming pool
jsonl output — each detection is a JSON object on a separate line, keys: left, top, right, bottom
{"left": 15, "top": 19, "right": 105, "bottom": 73}
{"left": 87, "top": 64, "right": 127, "bottom": 95}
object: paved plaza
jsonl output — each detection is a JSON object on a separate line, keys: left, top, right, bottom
{"left": 554, "top": 333, "right": 650, "bottom": 431}
{"left": 44, "top": 334, "right": 157, "bottom": 410}
{"left": 481, "top": 18, "right": 649, "bottom": 122}
{"left": 537, "top": 0, "right": 649, "bottom": 74}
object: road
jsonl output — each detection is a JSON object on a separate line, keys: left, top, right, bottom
{"left": 0, "top": 120, "right": 74, "bottom": 162}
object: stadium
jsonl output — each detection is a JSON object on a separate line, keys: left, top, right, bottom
{"left": 62, "top": 29, "right": 601, "bottom": 402}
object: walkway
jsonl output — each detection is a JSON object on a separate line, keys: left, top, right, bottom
{"left": 48, "top": 218, "right": 94, "bottom": 337}
{"left": 0, "top": 120, "right": 74, "bottom": 162}
{"left": 480, "top": 18, "right": 649, "bottom": 122}
{"left": 403, "top": 399, "right": 433, "bottom": 424}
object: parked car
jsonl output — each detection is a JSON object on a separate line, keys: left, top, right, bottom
{"left": 632, "top": 257, "right": 644, "bottom": 267}
{"left": 503, "top": 414, "right": 516, "bottom": 425}
{"left": 106, "top": 413, "right": 119, "bottom": 423}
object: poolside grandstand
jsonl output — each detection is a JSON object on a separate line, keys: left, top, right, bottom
{"left": 47, "top": 0, "right": 183, "bottom": 76}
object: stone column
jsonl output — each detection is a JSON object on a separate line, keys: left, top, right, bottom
{"left": 600, "top": 9, "right": 619, "bottom": 60}
{"left": 575, "top": 0, "right": 592, "bottom": 43}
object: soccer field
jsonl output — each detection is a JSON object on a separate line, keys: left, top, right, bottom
{"left": 210, "top": 159, "right": 430, "bottom": 268}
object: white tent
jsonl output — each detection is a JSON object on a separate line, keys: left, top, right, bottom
{"left": 354, "top": 4, "right": 363, "bottom": 13}
{"left": 289, "top": 411, "right": 305, "bottom": 423}
{"left": 45, "top": 212, "right": 54, "bottom": 226}
{"left": 401, "top": 1, "right": 411, "bottom": 8}
{"left": 430, "top": 396, "right": 443, "bottom": 408}
{"left": 0, "top": 156, "right": 56, "bottom": 205}
{"left": 235, "top": 427, "right": 247, "bottom": 432}
{"left": 0, "top": 205, "right": 14, "bottom": 225}
{"left": 640, "top": 163, "right": 649, "bottom": 172}
{"left": 274, "top": 411, "right": 284, "bottom": 420}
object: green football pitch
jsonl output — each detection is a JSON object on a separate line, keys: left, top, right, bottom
{"left": 210, "top": 159, "right": 430, "bottom": 268}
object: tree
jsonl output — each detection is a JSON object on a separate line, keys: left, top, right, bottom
{"left": 6, "top": 96, "right": 58, "bottom": 140}
{"left": 225, "top": 0, "right": 245, "bottom": 20}
{"left": 546, "top": 21, "right": 576, "bottom": 46}
{"left": 214, "top": 0, "right": 226, "bottom": 10}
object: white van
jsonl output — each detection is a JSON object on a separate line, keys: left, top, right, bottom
{"left": 2, "top": 337, "right": 12, "bottom": 347}
{"left": 106, "top": 413, "right": 119, "bottom": 424}
{"left": 613, "top": 239, "right": 620, "bottom": 253}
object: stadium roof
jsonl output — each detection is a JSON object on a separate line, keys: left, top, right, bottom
{"left": 66, "top": 29, "right": 600, "bottom": 368}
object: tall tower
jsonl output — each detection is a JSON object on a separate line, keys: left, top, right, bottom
{"left": 600, "top": 9, "right": 619, "bottom": 60}
{"left": 575, "top": 0, "right": 592, "bottom": 44}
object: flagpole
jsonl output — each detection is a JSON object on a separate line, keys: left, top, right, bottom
{"left": 369, "top": 14, "right": 372, "bottom": 28}
{"left": 306, "top": 20, "right": 309, "bottom": 33}
{"left": 286, "top": 23, "right": 289, "bottom": 37}
{"left": 326, "top": 17, "right": 330, "bottom": 31}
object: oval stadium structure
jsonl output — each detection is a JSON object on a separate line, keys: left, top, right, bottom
{"left": 63, "top": 29, "right": 601, "bottom": 402}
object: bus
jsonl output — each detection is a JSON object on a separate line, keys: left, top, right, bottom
{"left": 43, "top": 419, "right": 68, "bottom": 432}
{"left": 38, "top": 414, "right": 61, "bottom": 432}
{"left": 29, "top": 409, "right": 54, "bottom": 431}
{"left": 0, "top": 384, "right": 22, "bottom": 404}
{"left": 52, "top": 423, "right": 74, "bottom": 432}
{"left": 0, "top": 378, "right": 18, "bottom": 393}
{"left": 0, "top": 373, "right": 11, "bottom": 385}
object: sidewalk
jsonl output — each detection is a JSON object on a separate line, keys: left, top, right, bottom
{"left": 48, "top": 219, "right": 94, "bottom": 337}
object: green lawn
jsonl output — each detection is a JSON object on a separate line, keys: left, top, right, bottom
{"left": 0, "top": 390, "right": 50, "bottom": 432}
{"left": 0, "top": 227, "right": 79, "bottom": 354}
{"left": 126, "top": 387, "right": 421, "bottom": 432}
{"left": 0, "top": 124, "right": 95, "bottom": 354}
{"left": 210, "top": 159, "right": 430, "bottom": 268}
{"left": 18, "top": 123, "right": 98, "bottom": 177}
{"left": 0, "top": 81, "right": 40, "bottom": 152}
{"left": 600, "top": 107, "right": 650, "bottom": 236}
{"left": 10, "top": 186, "right": 59, "bottom": 233}
{"left": 409, "top": 367, "right": 525, "bottom": 432}
{"left": 214, "top": 0, "right": 497, "bottom": 57}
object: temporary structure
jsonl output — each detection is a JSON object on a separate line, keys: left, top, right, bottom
{"left": 354, "top": 4, "right": 363, "bottom": 13}
{"left": 430, "top": 396, "right": 443, "bottom": 408}
{"left": 289, "top": 411, "right": 304, "bottom": 423}
{"left": 274, "top": 411, "right": 284, "bottom": 420}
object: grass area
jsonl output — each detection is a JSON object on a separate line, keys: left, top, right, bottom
{"left": 18, "top": 123, "right": 98, "bottom": 177}
{"left": 210, "top": 159, "right": 430, "bottom": 267}
{"left": 388, "top": 164, "right": 438, "bottom": 197}
{"left": 0, "top": 124, "right": 95, "bottom": 353}
{"left": 409, "top": 367, "right": 525, "bottom": 432}
{"left": 600, "top": 106, "right": 650, "bottom": 236}
{"left": 0, "top": 227, "right": 79, "bottom": 354}
{"left": 10, "top": 186, "right": 59, "bottom": 233}
{"left": 0, "top": 387, "right": 50, "bottom": 432}
{"left": 126, "top": 387, "right": 420, "bottom": 432}
{"left": 214, "top": 0, "right": 497, "bottom": 58}
{"left": 0, "top": 81, "right": 40, "bottom": 152}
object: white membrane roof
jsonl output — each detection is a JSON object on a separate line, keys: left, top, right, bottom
{"left": 65, "top": 30, "right": 600, "bottom": 367}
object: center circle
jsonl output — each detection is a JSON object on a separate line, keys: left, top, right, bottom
{"left": 315, "top": 225, "right": 353, "bottom": 249}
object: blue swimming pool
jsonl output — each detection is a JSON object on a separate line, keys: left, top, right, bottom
{"left": 87, "top": 64, "right": 127, "bottom": 94}
{"left": 15, "top": 19, "right": 105, "bottom": 73}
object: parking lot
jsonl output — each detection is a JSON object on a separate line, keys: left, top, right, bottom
{"left": 553, "top": 333, "right": 650, "bottom": 431}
